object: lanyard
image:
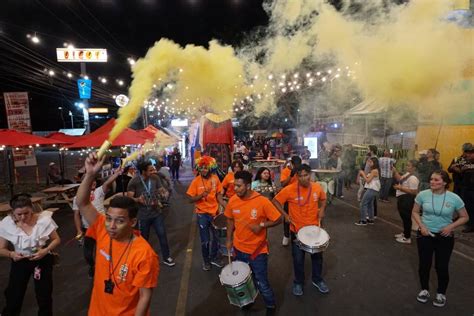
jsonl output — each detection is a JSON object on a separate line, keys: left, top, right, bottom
{"left": 139, "top": 176, "right": 152, "bottom": 196}
{"left": 297, "top": 183, "right": 312, "bottom": 207}
{"left": 108, "top": 234, "right": 133, "bottom": 285}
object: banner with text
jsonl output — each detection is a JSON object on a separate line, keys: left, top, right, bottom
{"left": 4, "top": 92, "right": 37, "bottom": 167}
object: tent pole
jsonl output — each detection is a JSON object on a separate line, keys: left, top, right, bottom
{"left": 7, "top": 148, "right": 14, "bottom": 198}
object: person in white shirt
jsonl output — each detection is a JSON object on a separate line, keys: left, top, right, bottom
{"left": 393, "top": 160, "right": 420, "bottom": 244}
{"left": 355, "top": 157, "right": 381, "bottom": 226}
{"left": 0, "top": 194, "right": 61, "bottom": 315}
{"left": 72, "top": 169, "right": 121, "bottom": 278}
{"left": 379, "top": 150, "right": 396, "bottom": 202}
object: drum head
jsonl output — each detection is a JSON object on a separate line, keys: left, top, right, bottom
{"left": 213, "top": 213, "right": 227, "bottom": 229}
{"left": 317, "top": 181, "right": 328, "bottom": 194}
{"left": 297, "top": 225, "right": 330, "bottom": 247}
{"left": 328, "top": 180, "right": 335, "bottom": 195}
{"left": 220, "top": 261, "right": 251, "bottom": 285}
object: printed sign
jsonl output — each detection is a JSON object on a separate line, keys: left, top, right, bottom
{"left": 3, "top": 92, "right": 37, "bottom": 166}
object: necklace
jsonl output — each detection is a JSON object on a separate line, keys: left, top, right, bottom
{"left": 431, "top": 190, "right": 447, "bottom": 217}
{"left": 108, "top": 233, "right": 134, "bottom": 287}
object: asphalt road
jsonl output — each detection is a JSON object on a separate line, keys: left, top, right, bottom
{"left": 0, "top": 167, "right": 473, "bottom": 316}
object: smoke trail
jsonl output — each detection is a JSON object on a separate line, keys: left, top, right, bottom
{"left": 109, "top": 39, "right": 247, "bottom": 142}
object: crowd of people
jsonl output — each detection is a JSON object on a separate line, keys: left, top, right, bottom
{"left": 0, "top": 139, "right": 472, "bottom": 315}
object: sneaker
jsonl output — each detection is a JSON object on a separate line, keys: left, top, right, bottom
{"left": 355, "top": 220, "right": 367, "bottom": 226}
{"left": 394, "top": 233, "right": 404, "bottom": 238}
{"left": 433, "top": 293, "right": 446, "bottom": 307}
{"left": 202, "top": 262, "right": 211, "bottom": 271}
{"left": 210, "top": 258, "right": 224, "bottom": 268}
{"left": 163, "top": 257, "right": 176, "bottom": 267}
{"left": 416, "top": 289, "right": 430, "bottom": 303}
{"left": 312, "top": 280, "right": 330, "bottom": 294}
{"left": 367, "top": 219, "right": 375, "bottom": 225}
{"left": 396, "top": 237, "right": 411, "bottom": 244}
{"left": 292, "top": 283, "right": 303, "bottom": 296}
{"left": 282, "top": 236, "right": 289, "bottom": 246}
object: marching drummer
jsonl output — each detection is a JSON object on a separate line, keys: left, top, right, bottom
{"left": 273, "top": 164, "right": 329, "bottom": 297}
{"left": 186, "top": 156, "right": 227, "bottom": 271}
{"left": 225, "top": 170, "right": 282, "bottom": 312}
{"left": 280, "top": 156, "right": 302, "bottom": 246}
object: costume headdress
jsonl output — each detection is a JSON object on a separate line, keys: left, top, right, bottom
{"left": 195, "top": 155, "right": 218, "bottom": 173}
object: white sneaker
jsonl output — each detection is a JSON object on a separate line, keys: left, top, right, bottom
{"left": 396, "top": 237, "right": 411, "bottom": 244}
{"left": 394, "top": 233, "right": 404, "bottom": 238}
{"left": 416, "top": 290, "right": 430, "bottom": 303}
{"left": 433, "top": 293, "right": 446, "bottom": 307}
{"left": 282, "top": 236, "right": 289, "bottom": 246}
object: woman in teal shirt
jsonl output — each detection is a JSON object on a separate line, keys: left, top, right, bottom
{"left": 412, "top": 170, "right": 468, "bottom": 308}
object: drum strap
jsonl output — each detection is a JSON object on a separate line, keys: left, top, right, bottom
{"left": 250, "top": 240, "right": 268, "bottom": 260}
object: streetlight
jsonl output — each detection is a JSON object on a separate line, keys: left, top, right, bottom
{"left": 68, "top": 111, "right": 74, "bottom": 128}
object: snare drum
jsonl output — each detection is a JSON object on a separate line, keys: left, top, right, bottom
{"left": 296, "top": 225, "right": 330, "bottom": 254}
{"left": 219, "top": 261, "right": 258, "bottom": 307}
{"left": 213, "top": 213, "right": 231, "bottom": 255}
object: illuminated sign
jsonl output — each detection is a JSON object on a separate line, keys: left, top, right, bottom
{"left": 304, "top": 137, "right": 318, "bottom": 159}
{"left": 171, "top": 119, "right": 188, "bottom": 127}
{"left": 56, "top": 48, "right": 108, "bottom": 62}
{"left": 88, "top": 108, "right": 108, "bottom": 114}
{"left": 77, "top": 79, "right": 92, "bottom": 99}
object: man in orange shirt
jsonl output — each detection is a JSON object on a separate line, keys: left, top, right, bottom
{"left": 222, "top": 160, "right": 243, "bottom": 199}
{"left": 279, "top": 155, "right": 302, "bottom": 246}
{"left": 273, "top": 164, "right": 328, "bottom": 297}
{"left": 225, "top": 170, "right": 281, "bottom": 312}
{"left": 77, "top": 153, "right": 159, "bottom": 316}
{"left": 186, "top": 156, "right": 227, "bottom": 271}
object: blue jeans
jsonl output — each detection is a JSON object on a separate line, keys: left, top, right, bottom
{"left": 379, "top": 177, "right": 393, "bottom": 200}
{"left": 197, "top": 214, "right": 218, "bottom": 263}
{"left": 139, "top": 214, "right": 170, "bottom": 259}
{"left": 360, "top": 189, "right": 378, "bottom": 221}
{"left": 235, "top": 249, "right": 276, "bottom": 307}
{"left": 291, "top": 233, "right": 323, "bottom": 285}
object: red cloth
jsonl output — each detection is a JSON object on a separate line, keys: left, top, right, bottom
{"left": 202, "top": 118, "right": 233, "bottom": 149}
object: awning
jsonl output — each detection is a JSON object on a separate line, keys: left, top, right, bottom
{"left": 344, "top": 99, "right": 387, "bottom": 116}
{"left": 0, "top": 129, "right": 65, "bottom": 146}
{"left": 68, "top": 128, "right": 148, "bottom": 148}
{"left": 46, "top": 132, "right": 85, "bottom": 144}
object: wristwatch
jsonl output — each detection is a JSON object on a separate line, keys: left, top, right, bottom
{"left": 259, "top": 222, "right": 265, "bottom": 228}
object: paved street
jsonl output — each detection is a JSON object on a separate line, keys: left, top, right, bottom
{"left": 1, "top": 166, "right": 473, "bottom": 315}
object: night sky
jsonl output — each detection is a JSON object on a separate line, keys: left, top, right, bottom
{"left": 0, "top": 0, "right": 269, "bottom": 131}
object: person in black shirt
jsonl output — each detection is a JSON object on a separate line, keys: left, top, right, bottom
{"left": 459, "top": 144, "right": 474, "bottom": 233}
{"left": 115, "top": 166, "right": 133, "bottom": 194}
{"left": 448, "top": 143, "right": 471, "bottom": 196}
{"left": 169, "top": 147, "right": 182, "bottom": 181}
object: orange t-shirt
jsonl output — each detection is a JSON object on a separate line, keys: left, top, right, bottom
{"left": 86, "top": 215, "right": 159, "bottom": 316}
{"left": 186, "top": 174, "right": 223, "bottom": 215}
{"left": 222, "top": 172, "right": 236, "bottom": 198}
{"left": 280, "top": 166, "right": 297, "bottom": 186}
{"left": 224, "top": 191, "right": 281, "bottom": 255}
{"left": 274, "top": 182, "right": 326, "bottom": 233}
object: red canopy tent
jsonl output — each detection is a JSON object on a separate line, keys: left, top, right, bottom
{"left": 68, "top": 128, "right": 148, "bottom": 148}
{"left": 45, "top": 132, "right": 85, "bottom": 144}
{"left": 0, "top": 129, "right": 66, "bottom": 146}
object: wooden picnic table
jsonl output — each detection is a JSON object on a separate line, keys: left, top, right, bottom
{"left": 0, "top": 196, "right": 45, "bottom": 218}
{"left": 42, "top": 184, "right": 80, "bottom": 208}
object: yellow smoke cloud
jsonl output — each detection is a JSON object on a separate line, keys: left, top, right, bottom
{"left": 108, "top": 0, "right": 472, "bottom": 140}
{"left": 109, "top": 39, "right": 247, "bottom": 142}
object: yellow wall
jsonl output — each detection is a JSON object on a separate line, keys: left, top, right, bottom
{"left": 452, "top": 0, "right": 470, "bottom": 9}
{"left": 415, "top": 125, "right": 474, "bottom": 168}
